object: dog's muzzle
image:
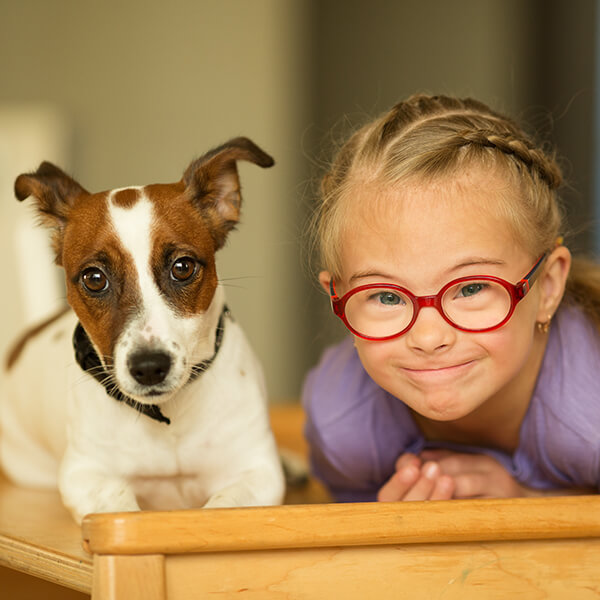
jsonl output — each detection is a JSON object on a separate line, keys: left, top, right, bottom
{"left": 72, "top": 305, "right": 230, "bottom": 425}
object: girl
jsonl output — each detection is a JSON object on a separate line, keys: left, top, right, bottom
{"left": 303, "top": 94, "right": 600, "bottom": 502}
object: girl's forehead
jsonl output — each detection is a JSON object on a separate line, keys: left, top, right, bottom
{"left": 350, "top": 168, "right": 513, "bottom": 220}
{"left": 339, "top": 171, "right": 529, "bottom": 282}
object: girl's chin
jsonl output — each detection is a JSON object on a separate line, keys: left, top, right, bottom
{"left": 415, "top": 401, "right": 470, "bottom": 422}
{"left": 399, "top": 387, "right": 479, "bottom": 422}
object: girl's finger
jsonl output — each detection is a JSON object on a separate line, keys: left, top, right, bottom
{"left": 377, "top": 463, "right": 420, "bottom": 502}
{"left": 395, "top": 452, "right": 422, "bottom": 471}
{"left": 434, "top": 453, "right": 494, "bottom": 476}
{"left": 429, "top": 474, "right": 455, "bottom": 501}
{"left": 402, "top": 461, "right": 440, "bottom": 501}
{"left": 451, "top": 472, "right": 488, "bottom": 499}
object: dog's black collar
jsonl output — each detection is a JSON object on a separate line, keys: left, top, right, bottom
{"left": 72, "top": 305, "right": 230, "bottom": 426}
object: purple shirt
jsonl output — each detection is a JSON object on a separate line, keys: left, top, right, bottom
{"left": 302, "top": 304, "right": 600, "bottom": 501}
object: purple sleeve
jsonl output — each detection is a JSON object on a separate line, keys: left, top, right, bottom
{"left": 303, "top": 366, "right": 379, "bottom": 502}
{"left": 301, "top": 338, "right": 420, "bottom": 502}
{"left": 515, "top": 305, "right": 600, "bottom": 492}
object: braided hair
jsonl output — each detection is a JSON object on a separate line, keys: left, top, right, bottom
{"left": 313, "top": 94, "right": 600, "bottom": 330}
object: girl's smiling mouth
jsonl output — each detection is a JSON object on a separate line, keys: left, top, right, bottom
{"left": 399, "top": 360, "right": 478, "bottom": 384}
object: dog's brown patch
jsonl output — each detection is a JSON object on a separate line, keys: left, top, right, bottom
{"left": 61, "top": 192, "right": 142, "bottom": 361}
{"left": 111, "top": 187, "right": 140, "bottom": 209}
{"left": 147, "top": 183, "right": 219, "bottom": 316}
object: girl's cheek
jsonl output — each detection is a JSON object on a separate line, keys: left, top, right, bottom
{"left": 473, "top": 327, "right": 531, "bottom": 370}
{"left": 355, "top": 338, "right": 400, "bottom": 369}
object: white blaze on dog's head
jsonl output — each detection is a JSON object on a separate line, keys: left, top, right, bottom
{"left": 14, "top": 137, "right": 274, "bottom": 404}
{"left": 105, "top": 185, "right": 223, "bottom": 401}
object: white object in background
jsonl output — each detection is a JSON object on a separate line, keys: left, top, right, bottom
{"left": 14, "top": 219, "right": 65, "bottom": 325}
{"left": 0, "top": 106, "right": 70, "bottom": 360}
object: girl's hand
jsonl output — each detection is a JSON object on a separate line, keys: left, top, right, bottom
{"left": 377, "top": 453, "right": 455, "bottom": 502}
{"left": 419, "top": 449, "right": 528, "bottom": 498}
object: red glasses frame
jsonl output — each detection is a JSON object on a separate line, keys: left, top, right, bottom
{"left": 329, "top": 253, "right": 548, "bottom": 341}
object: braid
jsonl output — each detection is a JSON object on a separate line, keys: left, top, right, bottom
{"left": 450, "top": 130, "right": 562, "bottom": 190}
{"left": 378, "top": 95, "right": 479, "bottom": 145}
{"left": 315, "top": 93, "right": 567, "bottom": 274}
{"left": 369, "top": 95, "right": 563, "bottom": 191}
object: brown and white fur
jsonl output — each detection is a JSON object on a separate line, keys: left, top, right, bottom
{"left": 0, "top": 137, "right": 285, "bottom": 524}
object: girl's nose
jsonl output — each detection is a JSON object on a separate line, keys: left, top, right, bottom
{"left": 404, "top": 306, "right": 456, "bottom": 354}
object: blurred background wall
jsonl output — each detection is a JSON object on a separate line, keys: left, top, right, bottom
{"left": 0, "top": 0, "right": 597, "bottom": 401}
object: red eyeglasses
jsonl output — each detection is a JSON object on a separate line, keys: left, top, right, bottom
{"left": 329, "top": 253, "right": 547, "bottom": 341}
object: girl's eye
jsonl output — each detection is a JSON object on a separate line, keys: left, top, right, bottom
{"left": 171, "top": 257, "right": 197, "bottom": 282}
{"left": 377, "top": 291, "right": 403, "bottom": 306}
{"left": 81, "top": 268, "right": 109, "bottom": 293}
{"left": 459, "top": 282, "right": 486, "bottom": 297}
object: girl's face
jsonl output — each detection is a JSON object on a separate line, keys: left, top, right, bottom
{"left": 326, "top": 171, "right": 567, "bottom": 423}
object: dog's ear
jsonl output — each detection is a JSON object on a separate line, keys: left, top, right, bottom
{"left": 183, "top": 137, "right": 274, "bottom": 249}
{"left": 14, "top": 162, "right": 89, "bottom": 261}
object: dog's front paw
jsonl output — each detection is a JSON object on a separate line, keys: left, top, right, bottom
{"left": 203, "top": 467, "right": 285, "bottom": 509}
{"left": 203, "top": 486, "right": 262, "bottom": 509}
{"left": 60, "top": 476, "right": 140, "bottom": 524}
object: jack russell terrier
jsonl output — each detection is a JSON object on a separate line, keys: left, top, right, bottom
{"left": 1, "top": 137, "right": 285, "bottom": 523}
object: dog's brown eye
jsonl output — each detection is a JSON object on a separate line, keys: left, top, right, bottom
{"left": 171, "top": 257, "right": 196, "bottom": 282}
{"left": 81, "top": 268, "right": 109, "bottom": 293}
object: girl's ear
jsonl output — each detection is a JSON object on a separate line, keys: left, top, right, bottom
{"left": 536, "top": 245, "right": 571, "bottom": 321}
{"left": 318, "top": 270, "right": 332, "bottom": 294}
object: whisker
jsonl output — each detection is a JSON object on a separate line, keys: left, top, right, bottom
{"left": 218, "top": 275, "right": 264, "bottom": 282}
{"left": 190, "top": 363, "right": 208, "bottom": 377}
{"left": 84, "top": 366, "right": 108, "bottom": 378}
{"left": 218, "top": 276, "right": 265, "bottom": 290}
{"left": 217, "top": 282, "right": 250, "bottom": 291}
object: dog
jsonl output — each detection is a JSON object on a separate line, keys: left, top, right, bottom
{"left": 1, "top": 137, "right": 285, "bottom": 524}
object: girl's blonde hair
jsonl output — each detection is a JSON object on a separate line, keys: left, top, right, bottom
{"left": 312, "top": 93, "right": 600, "bottom": 330}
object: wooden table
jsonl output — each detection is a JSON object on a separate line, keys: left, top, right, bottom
{"left": 0, "top": 473, "right": 92, "bottom": 599}
{"left": 2, "top": 404, "right": 599, "bottom": 599}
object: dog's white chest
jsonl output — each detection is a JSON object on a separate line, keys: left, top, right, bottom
{"left": 65, "top": 339, "right": 274, "bottom": 513}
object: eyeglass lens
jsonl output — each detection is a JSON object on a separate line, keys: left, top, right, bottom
{"left": 344, "top": 280, "right": 513, "bottom": 338}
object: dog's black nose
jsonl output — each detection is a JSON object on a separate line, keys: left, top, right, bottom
{"left": 128, "top": 351, "right": 171, "bottom": 386}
